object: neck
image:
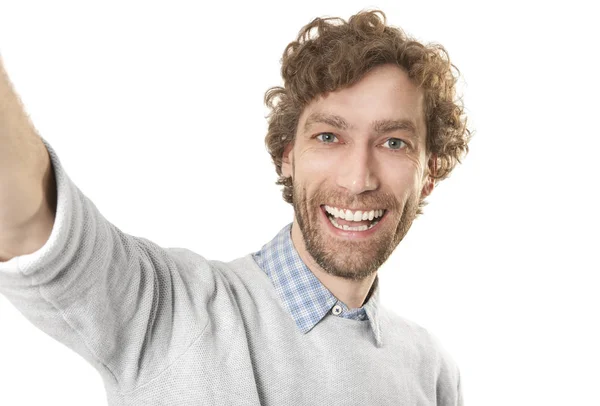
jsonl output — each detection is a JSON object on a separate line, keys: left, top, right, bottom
{"left": 290, "top": 220, "right": 377, "bottom": 309}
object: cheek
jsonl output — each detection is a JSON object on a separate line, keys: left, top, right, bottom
{"left": 402, "top": 150, "right": 427, "bottom": 184}
{"left": 383, "top": 159, "right": 425, "bottom": 199}
{"left": 295, "top": 149, "right": 339, "bottom": 182}
{"left": 386, "top": 173, "right": 414, "bottom": 199}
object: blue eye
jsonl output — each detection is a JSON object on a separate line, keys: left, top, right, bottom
{"left": 316, "top": 133, "right": 339, "bottom": 143}
{"left": 383, "top": 138, "right": 407, "bottom": 150}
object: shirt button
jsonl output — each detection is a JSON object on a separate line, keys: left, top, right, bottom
{"left": 332, "top": 305, "right": 342, "bottom": 315}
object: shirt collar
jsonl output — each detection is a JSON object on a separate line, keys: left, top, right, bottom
{"left": 253, "top": 223, "right": 383, "bottom": 347}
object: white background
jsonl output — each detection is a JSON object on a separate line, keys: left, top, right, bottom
{"left": 0, "top": 0, "right": 598, "bottom": 405}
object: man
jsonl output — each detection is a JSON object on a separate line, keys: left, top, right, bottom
{"left": 0, "top": 9, "right": 470, "bottom": 406}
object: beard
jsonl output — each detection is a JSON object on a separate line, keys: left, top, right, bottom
{"left": 292, "top": 181, "right": 420, "bottom": 282}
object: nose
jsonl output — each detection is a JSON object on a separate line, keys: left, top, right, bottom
{"left": 335, "top": 144, "right": 379, "bottom": 195}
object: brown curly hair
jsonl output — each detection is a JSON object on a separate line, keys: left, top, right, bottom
{"left": 264, "top": 9, "right": 471, "bottom": 209}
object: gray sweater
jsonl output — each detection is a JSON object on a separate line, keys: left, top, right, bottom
{"left": 0, "top": 140, "right": 462, "bottom": 405}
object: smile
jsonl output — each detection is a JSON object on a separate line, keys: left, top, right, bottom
{"left": 323, "top": 205, "right": 386, "bottom": 232}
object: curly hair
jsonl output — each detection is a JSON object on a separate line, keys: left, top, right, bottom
{"left": 264, "top": 9, "right": 471, "bottom": 209}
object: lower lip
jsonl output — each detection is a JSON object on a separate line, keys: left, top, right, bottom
{"left": 320, "top": 206, "right": 386, "bottom": 239}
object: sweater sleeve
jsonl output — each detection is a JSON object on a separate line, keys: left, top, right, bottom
{"left": 0, "top": 139, "right": 212, "bottom": 394}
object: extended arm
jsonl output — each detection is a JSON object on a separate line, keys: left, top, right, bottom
{"left": 0, "top": 56, "right": 213, "bottom": 395}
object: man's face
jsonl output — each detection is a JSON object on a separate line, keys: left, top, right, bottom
{"left": 282, "top": 64, "right": 433, "bottom": 282}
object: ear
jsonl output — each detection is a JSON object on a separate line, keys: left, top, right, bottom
{"left": 420, "top": 155, "right": 437, "bottom": 198}
{"left": 421, "top": 176, "right": 435, "bottom": 199}
{"left": 281, "top": 141, "right": 294, "bottom": 178}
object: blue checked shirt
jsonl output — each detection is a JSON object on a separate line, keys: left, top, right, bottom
{"left": 252, "top": 223, "right": 382, "bottom": 344}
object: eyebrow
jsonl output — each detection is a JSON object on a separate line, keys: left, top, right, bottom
{"left": 372, "top": 119, "right": 418, "bottom": 140}
{"left": 304, "top": 112, "right": 418, "bottom": 140}
{"left": 304, "top": 112, "right": 351, "bottom": 132}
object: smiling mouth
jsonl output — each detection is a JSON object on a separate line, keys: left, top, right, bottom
{"left": 322, "top": 205, "right": 386, "bottom": 232}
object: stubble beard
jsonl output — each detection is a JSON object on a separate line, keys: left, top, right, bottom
{"left": 292, "top": 182, "right": 420, "bottom": 282}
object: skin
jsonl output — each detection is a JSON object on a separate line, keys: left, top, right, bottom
{"left": 281, "top": 63, "right": 434, "bottom": 309}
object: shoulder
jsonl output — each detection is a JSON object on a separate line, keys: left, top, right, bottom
{"left": 164, "top": 251, "right": 269, "bottom": 288}
{"left": 381, "top": 308, "right": 435, "bottom": 349}
{"left": 382, "top": 308, "right": 461, "bottom": 377}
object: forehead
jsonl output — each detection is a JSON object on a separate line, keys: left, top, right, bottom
{"left": 299, "top": 64, "right": 426, "bottom": 137}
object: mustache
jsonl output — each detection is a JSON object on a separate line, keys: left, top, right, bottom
{"left": 305, "top": 188, "right": 401, "bottom": 211}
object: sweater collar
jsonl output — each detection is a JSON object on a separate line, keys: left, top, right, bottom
{"left": 253, "top": 223, "right": 382, "bottom": 347}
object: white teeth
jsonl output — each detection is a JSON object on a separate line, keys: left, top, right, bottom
{"left": 324, "top": 205, "right": 385, "bottom": 221}
{"left": 344, "top": 210, "right": 354, "bottom": 221}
